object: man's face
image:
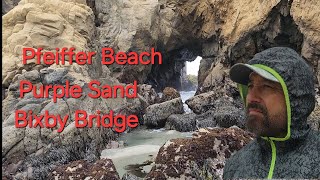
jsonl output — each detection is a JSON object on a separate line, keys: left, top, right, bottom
{"left": 245, "top": 72, "right": 287, "bottom": 137}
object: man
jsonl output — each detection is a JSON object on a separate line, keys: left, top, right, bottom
{"left": 223, "top": 47, "right": 320, "bottom": 179}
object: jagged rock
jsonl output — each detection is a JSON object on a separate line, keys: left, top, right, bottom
{"left": 188, "top": 72, "right": 240, "bottom": 114}
{"left": 48, "top": 158, "right": 120, "bottom": 180}
{"left": 143, "top": 97, "right": 184, "bottom": 128}
{"left": 214, "top": 105, "right": 246, "bottom": 129}
{"left": 165, "top": 113, "right": 197, "bottom": 132}
{"left": 2, "top": 0, "right": 95, "bottom": 87}
{"left": 291, "top": 0, "right": 320, "bottom": 82}
{"left": 171, "top": 97, "right": 246, "bottom": 131}
{"left": 43, "top": 68, "right": 68, "bottom": 84}
{"left": 185, "top": 91, "right": 218, "bottom": 114}
{"left": 198, "top": 58, "right": 215, "bottom": 88}
{"left": 1, "top": 1, "right": 147, "bottom": 179}
{"left": 145, "top": 127, "right": 254, "bottom": 179}
{"left": 196, "top": 110, "right": 217, "bottom": 129}
{"left": 137, "top": 84, "right": 160, "bottom": 106}
{"left": 202, "top": 63, "right": 225, "bottom": 92}
{"left": 161, "top": 87, "right": 181, "bottom": 102}
{"left": 93, "top": 0, "right": 160, "bottom": 84}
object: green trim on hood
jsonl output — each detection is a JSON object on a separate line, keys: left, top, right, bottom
{"left": 253, "top": 64, "right": 291, "bottom": 141}
{"left": 268, "top": 139, "right": 277, "bottom": 179}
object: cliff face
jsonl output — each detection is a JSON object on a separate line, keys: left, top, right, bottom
{"left": 3, "top": 0, "right": 319, "bottom": 92}
{"left": 86, "top": 0, "right": 319, "bottom": 92}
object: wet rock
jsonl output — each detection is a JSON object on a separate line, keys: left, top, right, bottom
{"left": 214, "top": 105, "right": 246, "bottom": 129}
{"left": 199, "top": 97, "right": 245, "bottom": 129}
{"left": 161, "top": 87, "right": 181, "bottom": 102}
{"left": 49, "top": 158, "right": 120, "bottom": 180}
{"left": 143, "top": 98, "right": 184, "bottom": 128}
{"left": 145, "top": 127, "right": 254, "bottom": 179}
{"left": 168, "top": 97, "right": 245, "bottom": 132}
{"left": 196, "top": 110, "right": 217, "bottom": 129}
{"left": 165, "top": 113, "right": 197, "bottom": 132}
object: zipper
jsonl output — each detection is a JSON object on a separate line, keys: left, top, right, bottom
{"left": 268, "top": 139, "right": 277, "bottom": 179}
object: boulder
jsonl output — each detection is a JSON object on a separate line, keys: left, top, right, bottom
{"left": 145, "top": 127, "right": 254, "bottom": 179}
{"left": 172, "top": 97, "right": 246, "bottom": 131}
{"left": 48, "top": 158, "right": 120, "bottom": 180}
{"left": 185, "top": 91, "right": 217, "bottom": 114}
{"left": 196, "top": 110, "right": 217, "bottom": 129}
{"left": 137, "top": 84, "right": 160, "bottom": 106}
{"left": 161, "top": 87, "right": 181, "bottom": 102}
{"left": 214, "top": 105, "right": 246, "bottom": 129}
{"left": 143, "top": 98, "right": 184, "bottom": 128}
{"left": 165, "top": 113, "right": 197, "bottom": 132}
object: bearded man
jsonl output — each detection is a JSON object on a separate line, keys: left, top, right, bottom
{"left": 223, "top": 47, "right": 320, "bottom": 179}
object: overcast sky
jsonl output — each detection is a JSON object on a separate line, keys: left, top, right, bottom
{"left": 186, "top": 56, "right": 202, "bottom": 75}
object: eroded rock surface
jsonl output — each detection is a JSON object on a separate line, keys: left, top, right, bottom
{"left": 161, "top": 87, "right": 181, "bottom": 102}
{"left": 145, "top": 127, "right": 254, "bottom": 179}
{"left": 143, "top": 97, "right": 184, "bottom": 128}
{"left": 48, "top": 158, "right": 120, "bottom": 180}
{"left": 165, "top": 113, "right": 197, "bottom": 132}
{"left": 167, "top": 97, "right": 245, "bottom": 132}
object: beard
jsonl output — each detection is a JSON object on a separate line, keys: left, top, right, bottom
{"left": 245, "top": 103, "right": 287, "bottom": 137}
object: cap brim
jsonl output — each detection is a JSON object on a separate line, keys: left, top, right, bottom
{"left": 230, "top": 63, "right": 279, "bottom": 85}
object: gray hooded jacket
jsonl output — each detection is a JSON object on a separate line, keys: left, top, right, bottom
{"left": 223, "top": 47, "right": 320, "bottom": 179}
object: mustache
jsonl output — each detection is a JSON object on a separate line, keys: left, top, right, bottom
{"left": 246, "top": 103, "right": 268, "bottom": 116}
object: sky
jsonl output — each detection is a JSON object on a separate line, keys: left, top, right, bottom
{"left": 186, "top": 56, "right": 202, "bottom": 75}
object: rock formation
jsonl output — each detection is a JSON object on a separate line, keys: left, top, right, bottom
{"left": 167, "top": 97, "right": 245, "bottom": 132}
{"left": 145, "top": 127, "right": 254, "bottom": 179}
{"left": 160, "top": 86, "right": 181, "bottom": 102}
{"left": 143, "top": 97, "right": 184, "bottom": 128}
{"left": 48, "top": 158, "right": 120, "bottom": 179}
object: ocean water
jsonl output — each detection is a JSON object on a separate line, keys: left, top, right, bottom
{"left": 100, "top": 91, "right": 196, "bottom": 178}
{"left": 180, "top": 90, "right": 196, "bottom": 113}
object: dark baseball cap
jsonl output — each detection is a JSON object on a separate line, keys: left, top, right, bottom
{"left": 230, "top": 63, "right": 279, "bottom": 85}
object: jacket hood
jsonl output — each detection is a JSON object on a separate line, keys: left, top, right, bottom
{"left": 238, "top": 47, "right": 315, "bottom": 141}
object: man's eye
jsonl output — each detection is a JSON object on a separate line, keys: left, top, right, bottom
{"left": 263, "top": 84, "right": 274, "bottom": 89}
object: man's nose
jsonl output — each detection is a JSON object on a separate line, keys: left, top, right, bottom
{"left": 246, "top": 87, "right": 261, "bottom": 104}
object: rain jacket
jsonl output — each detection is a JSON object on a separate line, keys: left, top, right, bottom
{"left": 223, "top": 47, "right": 320, "bottom": 179}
